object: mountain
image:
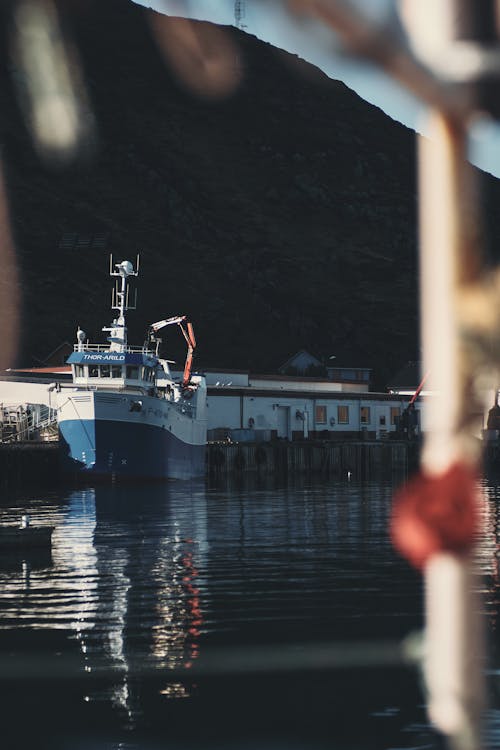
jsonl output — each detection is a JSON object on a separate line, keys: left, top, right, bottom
{"left": 1, "top": 0, "right": 497, "bottom": 387}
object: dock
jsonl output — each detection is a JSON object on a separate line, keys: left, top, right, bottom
{"left": 0, "top": 439, "right": 418, "bottom": 486}
{"left": 207, "top": 440, "right": 417, "bottom": 479}
{"left": 0, "top": 442, "right": 59, "bottom": 488}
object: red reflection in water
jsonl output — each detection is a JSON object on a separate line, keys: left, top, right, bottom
{"left": 182, "top": 549, "right": 203, "bottom": 669}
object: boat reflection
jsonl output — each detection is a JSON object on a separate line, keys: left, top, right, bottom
{"left": 63, "top": 482, "right": 208, "bottom": 718}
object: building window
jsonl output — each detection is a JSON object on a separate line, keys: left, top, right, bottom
{"left": 360, "top": 406, "right": 370, "bottom": 424}
{"left": 390, "top": 407, "right": 400, "bottom": 425}
{"left": 379, "top": 415, "right": 386, "bottom": 425}
{"left": 315, "top": 405, "right": 327, "bottom": 424}
{"left": 337, "top": 405, "right": 349, "bottom": 424}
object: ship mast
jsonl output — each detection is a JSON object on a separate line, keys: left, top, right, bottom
{"left": 103, "top": 256, "right": 139, "bottom": 352}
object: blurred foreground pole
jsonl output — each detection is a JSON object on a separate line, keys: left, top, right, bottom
{"left": 290, "top": 2, "right": 494, "bottom": 748}
{"left": 418, "top": 112, "right": 484, "bottom": 750}
{"left": 409, "top": 3, "right": 498, "bottom": 747}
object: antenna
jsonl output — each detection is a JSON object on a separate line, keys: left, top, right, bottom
{"left": 103, "top": 255, "right": 140, "bottom": 351}
{"left": 108, "top": 254, "right": 139, "bottom": 317}
{"left": 234, "top": 0, "right": 246, "bottom": 29}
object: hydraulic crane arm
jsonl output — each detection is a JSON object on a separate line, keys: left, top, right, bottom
{"left": 150, "top": 315, "right": 186, "bottom": 332}
{"left": 148, "top": 315, "right": 196, "bottom": 389}
{"left": 179, "top": 321, "right": 196, "bottom": 389}
{"left": 408, "top": 371, "right": 429, "bottom": 406}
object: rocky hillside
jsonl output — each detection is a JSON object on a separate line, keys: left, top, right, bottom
{"left": 1, "top": 0, "right": 498, "bottom": 387}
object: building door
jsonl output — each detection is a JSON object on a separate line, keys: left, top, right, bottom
{"left": 277, "top": 406, "right": 290, "bottom": 440}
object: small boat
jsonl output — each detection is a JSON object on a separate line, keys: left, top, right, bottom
{"left": 56, "top": 256, "right": 207, "bottom": 480}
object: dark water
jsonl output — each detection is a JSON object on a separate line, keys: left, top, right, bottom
{"left": 0, "top": 474, "right": 499, "bottom": 749}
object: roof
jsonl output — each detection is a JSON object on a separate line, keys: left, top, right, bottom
{"left": 253, "top": 373, "right": 334, "bottom": 383}
{"left": 201, "top": 368, "right": 249, "bottom": 375}
{"left": 279, "top": 351, "right": 372, "bottom": 375}
{"left": 327, "top": 365, "right": 372, "bottom": 372}
{"left": 278, "top": 349, "right": 322, "bottom": 372}
{"left": 7, "top": 367, "right": 71, "bottom": 374}
{"left": 32, "top": 341, "right": 73, "bottom": 366}
{"left": 387, "top": 361, "right": 422, "bottom": 389}
{"left": 208, "top": 387, "right": 403, "bottom": 402}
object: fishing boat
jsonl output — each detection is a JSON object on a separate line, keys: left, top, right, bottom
{"left": 56, "top": 257, "right": 207, "bottom": 479}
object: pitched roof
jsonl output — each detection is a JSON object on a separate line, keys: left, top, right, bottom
{"left": 387, "top": 361, "right": 422, "bottom": 389}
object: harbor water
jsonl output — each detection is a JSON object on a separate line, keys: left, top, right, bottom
{"left": 1, "top": 475, "right": 500, "bottom": 749}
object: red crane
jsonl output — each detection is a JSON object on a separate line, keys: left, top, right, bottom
{"left": 408, "top": 371, "right": 429, "bottom": 406}
{"left": 149, "top": 315, "right": 197, "bottom": 389}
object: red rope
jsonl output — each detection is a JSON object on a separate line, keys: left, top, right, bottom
{"left": 391, "top": 462, "right": 479, "bottom": 569}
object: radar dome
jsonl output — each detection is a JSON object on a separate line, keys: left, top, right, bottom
{"left": 77, "top": 327, "right": 86, "bottom": 343}
{"left": 117, "top": 260, "right": 134, "bottom": 276}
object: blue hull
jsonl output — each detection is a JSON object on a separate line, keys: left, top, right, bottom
{"left": 59, "top": 419, "right": 206, "bottom": 480}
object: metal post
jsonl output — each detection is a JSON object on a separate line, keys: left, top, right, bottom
{"left": 418, "top": 112, "right": 484, "bottom": 749}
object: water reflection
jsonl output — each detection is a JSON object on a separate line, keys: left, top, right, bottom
{"left": 68, "top": 483, "right": 209, "bottom": 717}
{"left": 0, "top": 482, "right": 209, "bottom": 728}
{"left": 0, "top": 476, "right": 441, "bottom": 749}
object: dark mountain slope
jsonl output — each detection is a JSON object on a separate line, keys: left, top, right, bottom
{"left": 0, "top": 0, "right": 478, "bottom": 385}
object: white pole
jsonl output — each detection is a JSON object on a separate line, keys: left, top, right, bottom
{"left": 419, "top": 112, "right": 484, "bottom": 749}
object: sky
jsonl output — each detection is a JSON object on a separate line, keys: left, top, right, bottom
{"left": 134, "top": 0, "right": 500, "bottom": 178}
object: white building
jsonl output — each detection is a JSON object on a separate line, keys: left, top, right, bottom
{"left": 204, "top": 370, "right": 417, "bottom": 441}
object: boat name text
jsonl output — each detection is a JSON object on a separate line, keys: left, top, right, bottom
{"left": 82, "top": 354, "right": 126, "bottom": 361}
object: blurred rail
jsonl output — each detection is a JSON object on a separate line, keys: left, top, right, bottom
{"left": 0, "top": 633, "right": 423, "bottom": 682}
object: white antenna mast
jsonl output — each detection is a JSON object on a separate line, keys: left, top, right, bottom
{"left": 103, "top": 254, "right": 140, "bottom": 351}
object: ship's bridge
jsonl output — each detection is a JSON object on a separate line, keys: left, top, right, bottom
{"left": 67, "top": 349, "right": 158, "bottom": 388}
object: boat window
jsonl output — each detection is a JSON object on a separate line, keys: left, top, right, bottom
{"left": 75, "top": 365, "right": 85, "bottom": 378}
{"left": 126, "top": 366, "right": 139, "bottom": 379}
{"left": 111, "top": 366, "right": 122, "bottom": 378}
{"left": 142, "top": 366, "right": 155, "bottom": 382}
{"left": 101, "top": 365, "right": 110, "bottom": 378}
{"left": 89, "top": 366, "right": 99, "bottom": 378}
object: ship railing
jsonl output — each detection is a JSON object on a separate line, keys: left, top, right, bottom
{"left": 74, "top": 343, "right": 155, "bottom": 355}
{"left": 0, "top": 403, "right": 58, "bottom": 443}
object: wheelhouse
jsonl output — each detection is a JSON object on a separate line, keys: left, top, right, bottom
{"left": 67, "top": 350, "right": 159, "bottom": 390}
